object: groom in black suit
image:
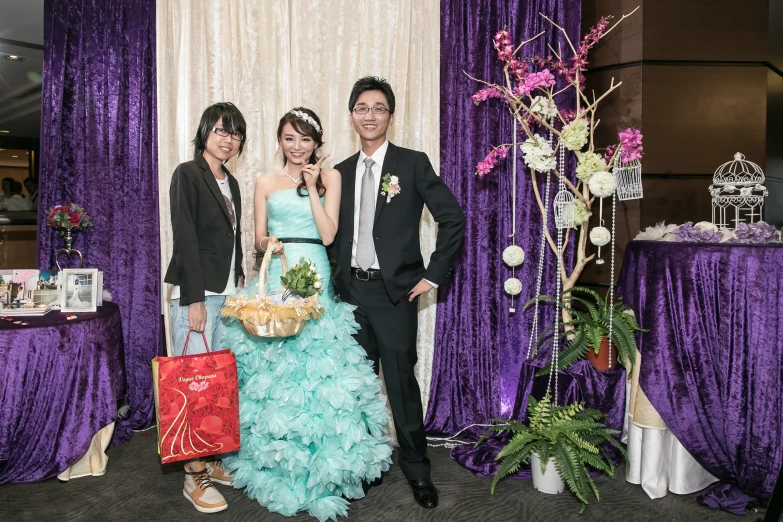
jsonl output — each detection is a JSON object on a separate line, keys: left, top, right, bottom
{"left": 331, "top": 77, "right": 466, "bottom": 508}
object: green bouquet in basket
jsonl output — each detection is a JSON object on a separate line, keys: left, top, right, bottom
{"left": 280, "top": 258, "right": 323, "bottom": 301}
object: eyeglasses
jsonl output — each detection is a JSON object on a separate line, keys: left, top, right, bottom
{"left": 211, "top": 127, "right": 244, "bottom": 141}
{"left": 352, "top": 106, "right": 389, "bottom": 115}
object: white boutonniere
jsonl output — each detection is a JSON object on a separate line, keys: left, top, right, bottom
{"left": 380, "top": 173, "right": 401, "bottom": 203}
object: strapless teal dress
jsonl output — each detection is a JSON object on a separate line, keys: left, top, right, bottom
{"left": 222, "top": 189, "right": 392, "bottom": 521}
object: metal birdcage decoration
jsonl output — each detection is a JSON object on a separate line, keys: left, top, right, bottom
{"left": 553, "top": 190, "right": 575, "bottom": 229}
{"left": 613, "top": 149, "right": 643, "bottom": 201}
{"left": 710, "top": 152, "right": 767, "bottom": 229}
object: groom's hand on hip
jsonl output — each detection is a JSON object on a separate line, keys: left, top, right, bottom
{"left": 188, "top": 302, "right": 207, "bottom": 333}
{"left": 407, "top": 279, "right": 433, "bottom": 302}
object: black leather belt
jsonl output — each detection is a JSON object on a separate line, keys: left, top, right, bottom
{"left": 277, "top": 237, "right": 323, "bottom": 245}
{"left": 351, "top": 268, "right": 383, "bottom": 281}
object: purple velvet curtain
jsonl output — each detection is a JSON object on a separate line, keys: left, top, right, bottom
{"left": 39, "top": 0, "right": 159, "bottom": 442}
{"left": 426, "top": 0, "right": 583, "bottom": 437}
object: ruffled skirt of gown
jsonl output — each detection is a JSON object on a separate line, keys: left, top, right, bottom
{"left": 221, "top": 272, "right": 392, "bottom": 521}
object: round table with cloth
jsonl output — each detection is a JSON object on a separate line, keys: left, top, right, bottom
{"left": 617, "top": 240, "right": 783, "bottom": 511}
{"left": 0, "top": 303, "right": 126, "bottom": 483}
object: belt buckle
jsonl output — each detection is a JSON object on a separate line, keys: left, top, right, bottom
{"left": 355, "top": 269, "right": 370, "bottom": 281}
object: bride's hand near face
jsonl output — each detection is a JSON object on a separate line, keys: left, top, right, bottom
{"left": 302, "top": 154, "right": 330, "bottom": 190}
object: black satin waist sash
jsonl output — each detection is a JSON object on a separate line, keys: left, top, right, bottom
{"left": 277, "top": 237, "right": 323, "bottom": 245}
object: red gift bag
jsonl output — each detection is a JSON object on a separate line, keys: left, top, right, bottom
{"left": 152, "top": 332, "right": 241, "bottom": 463}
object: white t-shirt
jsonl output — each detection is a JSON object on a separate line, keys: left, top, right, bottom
{"left": 171, "top": 176, "right": 237, "bottom": 301}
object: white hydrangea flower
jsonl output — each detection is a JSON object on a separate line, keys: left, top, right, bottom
{"left": 694, "top": 221, "right": 716, "bottom": 232}
{"left": 390, "top": 175, "right": 399, "bottom": 184}
{"left": 529, "top": 96, "right": 559, "bottom": 120}
{"left": 314, "top": 281, "right": 322, "bottom": 289}
{"left": 521, "top": 138, "right": 556, "bottom": 172}
{"left": 504, "top": 277, "right": 522, "bottom": 296}
{"left": 561, "top": 118, "right": 589, "bottom": 151}
{"left": 572, "top": 200, "right": 591, "bottom": 227}
{"left": 502, "top": 245, "right": 525, "bottom": 267}
{"left": 575, "top": 152, "right": 607, "bottom": 182}
{"left": 587, "top": 171, "right": 616, "bottom": 198}
{"left": 589, "top": 226, "right": 611, "bottom": 246}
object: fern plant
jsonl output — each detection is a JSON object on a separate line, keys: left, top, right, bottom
{"left": 525, "top": 286, "right": 646, "bottom": 375}
{"left": 478, "top": 394, "right": 626, "bottom": 513}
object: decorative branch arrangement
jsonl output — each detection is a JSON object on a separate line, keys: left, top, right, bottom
{"left": 470, "top": 8, "right": 643, "bottom": 292}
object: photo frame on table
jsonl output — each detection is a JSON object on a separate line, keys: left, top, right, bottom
{"left": 33, "top": 269, "right": 61, "bottom": 307}
{"left": 61, "top": 269, "right": 99, "bottom": 313}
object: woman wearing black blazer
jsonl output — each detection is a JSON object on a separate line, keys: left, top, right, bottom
{"left": 163, "top": 102, "right": 246, "bottom": 513}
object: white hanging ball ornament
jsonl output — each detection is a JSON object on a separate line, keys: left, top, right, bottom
{"left": 504, "top": 277, "right": 522, "bottom": 296}
{"left": 587, "top": 171, "right": 617, "bottom": 198}
{"left": 502, "top": 245, "right": 525, "bottom": 267}
{"left": 589, "top": 226, "right": 611, "bottom": 247}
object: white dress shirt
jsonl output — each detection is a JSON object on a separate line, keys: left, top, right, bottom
{"left": 350, "top": 139, "right": 437, "bottom": 289}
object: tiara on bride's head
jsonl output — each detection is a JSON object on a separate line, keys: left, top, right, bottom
{"left": 288, "top": 109, "right": 322, "bottom": 134}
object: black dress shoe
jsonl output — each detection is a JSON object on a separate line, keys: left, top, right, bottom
{"left": 362, "top": 475, "right": 383, "bottom": 495}
{"left": 349, "top": 475, "right": 383, "bottom": 502}
{"left": 409, "top": 478, "right": 439, "bottom": 508}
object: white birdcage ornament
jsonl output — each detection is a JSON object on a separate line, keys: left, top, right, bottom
{"left": 613, "top": 148, "right": 643, "bottom": 201}
{"left": 553, "top": 190, "right": 575, "bottom": 229}
{"left": 710, "top": 152, "right": 767, "bottom": 230}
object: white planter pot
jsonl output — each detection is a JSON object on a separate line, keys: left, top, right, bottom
{"left": 531, "top": 452, "right": 565, "bottom": 494}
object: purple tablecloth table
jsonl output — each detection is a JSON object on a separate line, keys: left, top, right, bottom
{"left": 617, "top": 240, "right": 783, "bottom": 503}
{"left": 0, "top": 303, "right": 125, "bottom": 483}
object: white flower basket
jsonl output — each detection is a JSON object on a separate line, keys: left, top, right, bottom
{"left": 531, "top": 452, "right": 565, "bottom": 494}
{"left": 613, "top": 157, "right": 643, "bottom": 201}
{"left": 553, "top": 190, "right": 575, "bottom": 229}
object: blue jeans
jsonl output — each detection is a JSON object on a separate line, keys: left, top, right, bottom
{"left": 169, "top": 296, "right": 227, "bottom": 355}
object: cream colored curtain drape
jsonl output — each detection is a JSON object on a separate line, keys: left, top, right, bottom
{"left": 157, "top": 0, "right": 440, "bottom": 414}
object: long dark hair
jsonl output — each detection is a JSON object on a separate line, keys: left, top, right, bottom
{"left": 277, "top": 107, "right": 326, "bottom": 197}
{"left": 193, "top": 102, "right": 247, "bottom": 159}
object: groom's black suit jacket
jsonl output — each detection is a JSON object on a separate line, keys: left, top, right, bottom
{"left": 330, "top": 143, "right": 466, "bottom": 303}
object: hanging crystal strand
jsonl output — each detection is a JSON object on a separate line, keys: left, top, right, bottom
{"left": 546, "top": 142, "right": 566, "bottom": 406}
{"left": 510, "top": 119, "right": 518, "bottom": 312}
{"left": 607, "top": 190, "right": 617, "bottom": 369}
{"left": 526, "top": 126, "right": 553, "bottom": 359}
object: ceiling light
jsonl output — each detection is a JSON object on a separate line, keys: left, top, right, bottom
{"left": 0, "top": 130, "right": 9, "bottom": 133}
{"left": 5, "top": 55, "right": 23, "bottom": 61}
{"left": 11, "top": 155, "right": 18, "bottom": 158}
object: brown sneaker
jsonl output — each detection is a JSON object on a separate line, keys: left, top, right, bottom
{"left": 183, "top": 468, "right": 228, "bottom": 513}
{"left": 206, "top": 460, "right": 233, "bottom": 486}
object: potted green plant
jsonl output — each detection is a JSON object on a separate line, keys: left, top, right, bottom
{"left": 525, "top": 287, "right": 646, "bottom": 373}
{"left": 478, "top": 394, "right": 625, "bottom": 513}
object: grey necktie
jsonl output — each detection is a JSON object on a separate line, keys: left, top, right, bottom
{"left": 356, "top": 157, "right": 376, "bottom": 271}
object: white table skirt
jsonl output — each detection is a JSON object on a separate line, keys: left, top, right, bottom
{"left": 57, "top": 422, "right": 115, "bottom": 481}
{"left": 622, "top": 381, "right": 718, "bottom": 498}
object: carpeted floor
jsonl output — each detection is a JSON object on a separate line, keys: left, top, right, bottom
{"left": 2, "top": 431, "right": 745, "bottom": 522}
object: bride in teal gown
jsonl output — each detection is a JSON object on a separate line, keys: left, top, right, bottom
{"left": 221, "top": 108, "right": 392, "bottom": 521}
